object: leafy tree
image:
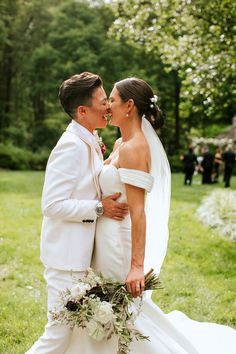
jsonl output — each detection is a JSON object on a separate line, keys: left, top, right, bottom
{"left": 110, "top": 0, "right": 236, "bottom": 147}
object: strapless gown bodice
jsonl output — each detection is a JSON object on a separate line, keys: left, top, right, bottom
{"left": 99, "top": 164, "right": 154, "bottom": 200}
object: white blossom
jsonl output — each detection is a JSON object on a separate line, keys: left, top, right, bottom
{"left": 150, "top": 95, "right": 158, "bottom": 103}
{"left": 86, "top": 319, "right": 105, "bottom": 341}
{"left": 70, "top": 283, "right": 90, "bottom": 299}
{"left": 94, "top": 301, "right": 114, "bottom": 324}
{"left": 81, "top": 267, "right": 102, "bottom": 287}
{"left": 196, "top": 190, "right": 236, "bottom": 241}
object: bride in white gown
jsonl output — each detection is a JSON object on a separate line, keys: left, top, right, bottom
{"left": 66, "top": 78, "right": 236, "bottom": 354}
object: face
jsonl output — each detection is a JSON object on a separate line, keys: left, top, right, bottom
{"left": 109, "top": 87, "right": 128, "bottom": 127}
{"left": 85, "top": 86, "right": 108, "bottom": 130}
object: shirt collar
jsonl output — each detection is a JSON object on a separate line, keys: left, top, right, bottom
{"left": 68, "top": 120, "right": 98, "bottom": 149}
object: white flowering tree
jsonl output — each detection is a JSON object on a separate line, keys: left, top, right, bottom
{"left": 190, "top": 137, "right": 235, "bottom": 153}
{"left": 110, "top": 0, "right": 236, "bottom": 147}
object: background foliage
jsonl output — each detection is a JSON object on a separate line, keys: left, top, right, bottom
{"left": 0, "top": 0, "right": 235, "bottom": 170}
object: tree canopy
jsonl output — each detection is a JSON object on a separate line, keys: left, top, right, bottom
{"left": 0, "top": 0, "right": 235, "bottom": 169}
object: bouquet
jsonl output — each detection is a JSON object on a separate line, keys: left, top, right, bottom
{"left": 50, "top": 268, "right": 161, "bottom": 354}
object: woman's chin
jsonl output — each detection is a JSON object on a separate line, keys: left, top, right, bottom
{"left": 109, "top": 118, "right": 118, "bottom": 127}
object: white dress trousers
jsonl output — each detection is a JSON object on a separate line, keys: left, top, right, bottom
{"left": 25, "top": 267, "right": 85, "bottom": 354}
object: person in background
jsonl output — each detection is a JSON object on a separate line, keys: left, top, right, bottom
{"left": 222, "top": 145, "right": 236, "bottom": 188}
{"left": 201, "top": 146, "right": 214, "bottom": 184}
{"left": 212, "top": 147, "right": 222, "bottom": 183}
{"left": 180, "top": 147, "right": 198, "bottom": 185}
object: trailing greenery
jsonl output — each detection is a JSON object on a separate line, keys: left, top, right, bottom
{"left": 0, "top": 172, "right": 235, "bottom": 353}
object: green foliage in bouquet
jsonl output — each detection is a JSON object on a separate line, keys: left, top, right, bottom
{"left": 51, "top": 268, "right": 161, "bottom": 354}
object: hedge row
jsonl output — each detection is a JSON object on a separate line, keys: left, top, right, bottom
{"left": 0, "top": 144, "right": 49, "bottom": 171}
{"left": 0, "top": 143, "right": 184, "bottom": 172}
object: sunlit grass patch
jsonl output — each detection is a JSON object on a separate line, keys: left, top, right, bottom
{"left": 0, "top": 171, "right": 235, "bottom": 353}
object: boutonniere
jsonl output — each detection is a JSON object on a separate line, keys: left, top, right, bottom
{"left": 94, "top": 130, "right": 106, "bottom": 155}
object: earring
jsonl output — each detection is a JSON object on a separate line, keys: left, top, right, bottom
{"left": 126, "top": 113, "right": 129, "bottom": 117}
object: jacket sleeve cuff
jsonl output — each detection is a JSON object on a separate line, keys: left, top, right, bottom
{"left": 42, "top": 199, "right": 99, "bottom": 223}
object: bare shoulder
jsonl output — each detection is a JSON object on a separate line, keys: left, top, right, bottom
{"left": 119, "top": 133, "right": 150, "bottom": 171}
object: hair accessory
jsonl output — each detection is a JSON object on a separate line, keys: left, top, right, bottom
{"left": 150, "top": 95, "right": 158, "bottom": 103}
{"left": 150, "top": 95, "right": 158, "bottom": 109}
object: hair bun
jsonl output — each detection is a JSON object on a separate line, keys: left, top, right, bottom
{"left": 145, "top": 105, "right": 164, "bottom": 129}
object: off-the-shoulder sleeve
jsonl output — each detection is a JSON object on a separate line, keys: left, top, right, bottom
{"left": 118, "top": 168, "right": 154, "bottom": 192}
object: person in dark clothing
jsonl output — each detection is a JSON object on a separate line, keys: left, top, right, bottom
{"left": 222, "top": 146, "right": 235, "bottom": 188}
{"left": 201, "top": 147, "right": 214, "bottom": 184}
{"left": 212, "top": 147, "right": 222, "bottom": 183}
{"left": 180, "top": 147, "right": 198, "bottom": 185}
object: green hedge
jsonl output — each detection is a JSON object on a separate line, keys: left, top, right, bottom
{"left": 0, "top": 142, "right": 185, "bottom": 173}
{"left": 168, "top": 154, "right": 183, "bottom": 173}
{"left": 0, "top": 144, "right": 49, "bottom": 171}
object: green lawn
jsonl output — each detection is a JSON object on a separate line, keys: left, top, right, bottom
{"left": 0, "top": 171, "right": 235, "bottom": 354}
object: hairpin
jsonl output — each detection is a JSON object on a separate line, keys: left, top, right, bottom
{"left": 150, "top": 95, "right": 158, "bottom": 108}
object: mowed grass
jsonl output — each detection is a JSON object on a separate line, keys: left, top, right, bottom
{"left": 0, "top": 171, "right": 235, "bottom": 353}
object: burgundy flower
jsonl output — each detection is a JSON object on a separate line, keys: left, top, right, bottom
{"left": 66, "top": 301, "right": 78, "bottom": 312}
{"left": 100, "top": 143, "right": 106, "bottom": 155}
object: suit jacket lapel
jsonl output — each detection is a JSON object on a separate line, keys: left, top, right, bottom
{"left": 66, "top": 121, "right": 102, "bottom": 200}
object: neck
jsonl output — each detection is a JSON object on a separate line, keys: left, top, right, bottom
{"left": 74, "top": 118, "right": 94, "bottom": 133}
{"left": 119, "top": 115, "right": 142, "bottom": 141}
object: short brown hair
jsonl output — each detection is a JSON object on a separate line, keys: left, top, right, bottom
{"left": 59, "top": 72, "right": 103, "bottom": 118}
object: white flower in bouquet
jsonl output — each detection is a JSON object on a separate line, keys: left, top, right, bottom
{"left": 83, "top": 267, "right": 103, "bottom": 288}
{"left": 94, "top": 301, "right": 114, "bottom": 324}
{"left": 86, "top": 319, "right": 106, "bottom": 341}
{"left": 70, "top": 283, "right": 90, "bottom": 300}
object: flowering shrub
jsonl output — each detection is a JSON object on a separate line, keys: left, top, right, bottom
{"left": 196, "top": 190, "right": 236, "bottom": 241}
{"left": 191, "top": 137, "right": 234, "bottom": 148}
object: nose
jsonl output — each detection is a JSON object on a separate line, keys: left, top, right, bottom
{"left": 106, "top": 105, "right": 111, "bottom": 114}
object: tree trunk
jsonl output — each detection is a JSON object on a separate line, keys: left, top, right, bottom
{"left": 0, "top": 43, "right": 13, "bottom": 141}
{"left": 30, "top": 93, "right": 45, "bottom": 123}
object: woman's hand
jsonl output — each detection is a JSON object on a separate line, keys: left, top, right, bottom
{"left": 125, "top": 267, "right": 145, "bottom": 298}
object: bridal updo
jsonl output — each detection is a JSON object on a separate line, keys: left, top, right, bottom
{"left": 114, "top": 77, "right": 164, "bottom": 129}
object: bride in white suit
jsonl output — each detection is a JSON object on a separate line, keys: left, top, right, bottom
{"left": 26, "top": 72, "right": 128, "bottom": 354}
{"left": 66, "top": 77, "right": 236, "bottom": 354}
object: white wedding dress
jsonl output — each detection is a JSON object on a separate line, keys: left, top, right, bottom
{"left": 66, "top": 164, "right": 236, "bottom": 354}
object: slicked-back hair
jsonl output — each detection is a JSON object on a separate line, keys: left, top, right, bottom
{"left": 59, "top": 72, "right": 103, "bottom": 119}
{"left": 115, "top": 77, "right": 164, "bottom": 129}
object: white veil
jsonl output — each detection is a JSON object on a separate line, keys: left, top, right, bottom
{"left": 141, "top": 116, "right": 171, "bottom": 276}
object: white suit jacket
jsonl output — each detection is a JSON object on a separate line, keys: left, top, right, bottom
{"left": 40, "top": 120, "right": 103, "bottom": 271}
